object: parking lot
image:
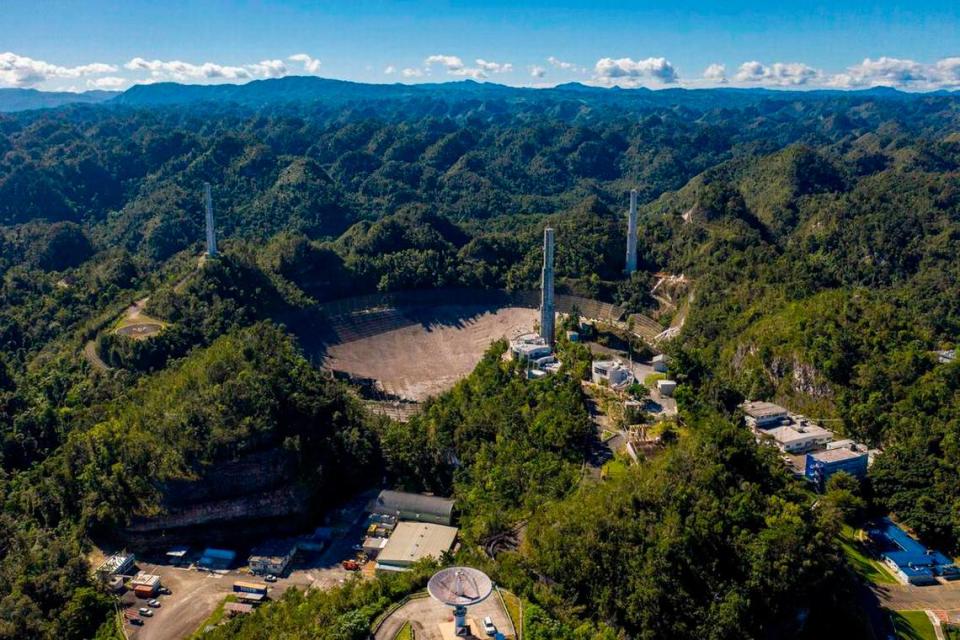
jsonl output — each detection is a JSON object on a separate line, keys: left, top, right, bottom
{"left": 115, "top": 494, "right": 376, "bottom": 639}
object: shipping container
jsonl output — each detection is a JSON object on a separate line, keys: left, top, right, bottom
{"left": 233, "top": 581, "right": 268, "bottom": 595}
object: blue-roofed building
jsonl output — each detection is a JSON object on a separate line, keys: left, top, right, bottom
{"left": 804, "top": 448, "right": 868, "bottom": 489}
{"left": 198, "top": 548, "right": 236, "bottom": 571}
{"left": 866, "top": 519, "right": 960, "bottom": 585}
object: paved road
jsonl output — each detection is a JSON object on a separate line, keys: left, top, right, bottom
{"left": 873, "top": 580, "right": 960, "bottom": 610}
{"left": 375, "top": 591, "right": 515, "bottom": 640}
{"left": 83, "top": 340, "right": 110, "bottom": 371}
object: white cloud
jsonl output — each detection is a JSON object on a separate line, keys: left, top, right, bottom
{"left": 125, "top": 57, "right": 252, "bottom": 81}
{"left": 401, "top": 67, "right": 424, "bottom": 78}
{"left": 424, "top": 54, "right": 488, "bottom": 80}
{"left": 593, "top": 57, "right": 679, "bottom": 86}
{"left": 734, "top": 61, "right": 820, "bottom": 86}
{"left": 384, "top": 65, "right": 396, "bottom": 75}
{"left": 703, "top": 63, "right": 727, "bottom": 83}
{"left": 547, "top": 56, "right": 579, "bottom": 72}
{"left": 86, "top": 76, "right": 127, "bottom": 90}
{"left": 530, "top": 65, "right": 546, "bottom": 79}
{"left": 935, "top": 57, "right": 960, "bottom": 86}
{"left": 829, "top": 57, "right": 960, "bottom": 89}
{"left": 124, "top": 57, "right": 295, "bottom": 82}
{"left": 288, "top": 53, "right": 321, "bottom": 74}
{"left": 475, "top": 59, "right": 512, "bottom": 73}
{"left": 425, "top": 54, "right": 464, "bottom": 71}
{"left": 0, "top": 52, "right": 118, "bottom": 87}
{"left": 249, "top": 59, "right": 288, "bottom": 78}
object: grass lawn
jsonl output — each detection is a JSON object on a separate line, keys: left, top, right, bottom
{"left": 394, "top": 621, "right": 414, "bottom": 640}
{"left": 189, "top": 594, "right": 237, "bottom": 638}
{"left": 839, "top": 525, "right": 897, "bottom": 585}
{"left": 890, "top": 611, "right": 937, "bottom": 640}
{"left": 500, "top": 589, "right": 522, "bottom": 639}
{"left": 601, "top": 457, "right": 630, "bottom": 480}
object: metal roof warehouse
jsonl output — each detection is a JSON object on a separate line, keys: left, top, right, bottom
{"left": 375, "top": 522, "right": 458, "bottom": 571}
{"left": 369, "top": 490, "right": 455, "bottom": 526}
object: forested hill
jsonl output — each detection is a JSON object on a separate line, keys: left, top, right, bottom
{"left": 1, "top": 75, "right": 956, "bottom": 113}
{"left": 0, "top": 82, "right": 959, "bottom": 638}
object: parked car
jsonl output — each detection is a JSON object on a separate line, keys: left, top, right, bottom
{"left": 159, "top": 586, "right": 171, "bottom": 595}
{"left": 138, "top": 608, "right": 153, "bottom": 617}
{"left": 129, "top": 618, "right": 144, "bottom": 626}
{"left": 264, "top": 574, "right": 278, "bottom": 582}
{"left": 483, "top": 616, "right": 497, "bottom": 636}
{"left": 147, "top": 599, "right": 161, "bottom": 607}
{"left": 342, "top": 559, "right": 360, "bottom": 571}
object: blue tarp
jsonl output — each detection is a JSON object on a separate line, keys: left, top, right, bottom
{"left": 198, "top": 548, "right": 236, "bottom": 569}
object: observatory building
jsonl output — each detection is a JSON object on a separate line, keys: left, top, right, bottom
{"left": 203, "top": 182, "right": 218, "bottom": 258}
{"left": 540, "top": 226, "right": 555, "bottom": 345}
{"left": 625, "top": 189, "right": 638, "bottom": 274}
{"left": 428, "top": 566, "right": 494, "bottom": 637}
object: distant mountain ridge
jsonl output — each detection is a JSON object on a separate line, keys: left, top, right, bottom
{"left": 0, "top": 87, "right": 119, "bottom": 112}
{"left": 0, "top": 75, "right": 956, "bottom": 114}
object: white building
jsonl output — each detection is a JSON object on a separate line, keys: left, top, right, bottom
{"left": 248, "top": 540, "right": 298, "bottom": 576}
{"left": 510, "top": 333, "right": 552, "bottom": 361}
{"left": 741, "top": 401, "right": 789, "bottom": 429}
{"left": 760, "top": 423, "right": 834, "bottom": 453}
{"left": 592, "top": 360, "right": 634, "bottom": 389}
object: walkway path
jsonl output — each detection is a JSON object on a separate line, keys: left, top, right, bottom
{"left": 83, "top": 340, "right": 110, "bottom": 372}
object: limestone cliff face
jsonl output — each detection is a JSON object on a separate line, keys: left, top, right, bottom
{"left": 125, "top": 449, "right": 310, "bottom": 539}
{"left": 731, "top": 342, "right": 834, "bottom": 400}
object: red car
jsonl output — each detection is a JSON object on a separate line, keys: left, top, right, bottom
{"left": 342, "top": 559, "right": 360, "bottom": 571}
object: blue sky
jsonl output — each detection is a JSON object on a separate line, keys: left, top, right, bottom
{"left": 1, "top": 0, "right": 958, "bottom": 91}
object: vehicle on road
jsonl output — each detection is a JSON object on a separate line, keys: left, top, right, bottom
{"left": 483, "top": 616, "right": 497, "bottom": 636}
{"left": 264, "top": 574, "right": 278, "bottom": 582}
{"left": 148, "top": 599, "right": 161, "bottom": 607}
{"left": 138, "top": 607, "right": 153, "bottom": 617}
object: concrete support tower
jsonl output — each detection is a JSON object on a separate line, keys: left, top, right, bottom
{"left": 203, "top": 182, "right": 218, "bottom": 258}
{"left": 540, "top": 226, "right": 555, "bottom": 345}
{"left": 625, "top": 188, "right": 638, "bottom": 274}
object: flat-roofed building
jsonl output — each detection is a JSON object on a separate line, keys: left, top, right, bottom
{"left": 375, "top": 522, "right": 458, "bottom": 572}
{"left": 131, "top": 573, "right": 161, "bottom": 598}
{"left": 592, "top": 360, "right": 633, "bottom": 389}
{"left": 741, "top": 401, "right": 789, "bottom": 429}
{"left": 760, "top": 424, "right": 834, "bottom": 454}
{"left": 248, "top": 539, "right": 298, "bottom": 576}
{"left": 805, "top": 448, "right": 869, "bottom": 489}
{"left": 369, "top": 490, "right": 456, "bottom": 526}
{"left": 652, "top": 354, "right": 670, "bottom": 373}
{"left": 510, "top": 333, "right": 551, "bottom": 361}
{"left": 656, "top": 379, "right": 677, "bottom": 397}
{"left": 867, "top": 519, "right": 960, "bottom": 585}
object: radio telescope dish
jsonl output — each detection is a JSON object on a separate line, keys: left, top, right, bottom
{"left": 428, "top": 567, "right": 493, "bottom": 606}
{"left": 428, "top": 567, "right": 493, "bottom": 635}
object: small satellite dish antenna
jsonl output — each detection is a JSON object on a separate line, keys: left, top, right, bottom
{"left": 428, "top": 566, "right": 493, "bottom": 636}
